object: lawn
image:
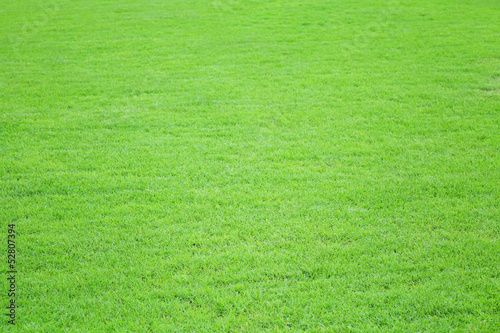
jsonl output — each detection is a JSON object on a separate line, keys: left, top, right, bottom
{"left": 0, "top": 0, "right": 499, "bottom": 331}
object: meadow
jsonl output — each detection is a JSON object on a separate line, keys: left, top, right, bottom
{"left": 0, "top": 0, "right": 499, "bottom": 331}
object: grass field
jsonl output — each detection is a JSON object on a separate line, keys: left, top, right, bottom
{"left": 1, "top": 0, "right": 499, "bottom": 331}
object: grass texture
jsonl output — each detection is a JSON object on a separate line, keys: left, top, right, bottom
{"left": 1, "top": 0, "right": 499, "bottom": 331}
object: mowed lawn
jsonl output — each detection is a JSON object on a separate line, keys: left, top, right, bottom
{"left": 1, "top": 0, "right": 499, "bottom": 331}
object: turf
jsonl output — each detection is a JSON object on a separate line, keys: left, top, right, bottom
{"left": 1, "top": 0, "right": 499, "bottom": 331}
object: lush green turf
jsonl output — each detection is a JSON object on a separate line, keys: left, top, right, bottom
{"left": 1, "top": 0, "right": 499, "bottom": 331}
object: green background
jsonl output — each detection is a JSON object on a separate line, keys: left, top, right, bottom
{"left": 1, "top": 0, "right": 499, "bottom": 331}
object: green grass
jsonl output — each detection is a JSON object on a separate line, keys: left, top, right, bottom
{"left": 1, "top": 0, "right": 499, "bottom": 331}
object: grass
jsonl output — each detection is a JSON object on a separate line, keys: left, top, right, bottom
{"left": 0, "top": 0, "right": 499, "bottom": 331}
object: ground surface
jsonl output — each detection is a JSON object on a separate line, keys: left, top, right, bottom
{"left": 1, "top": 0, "right": 499, "bottom": 331}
